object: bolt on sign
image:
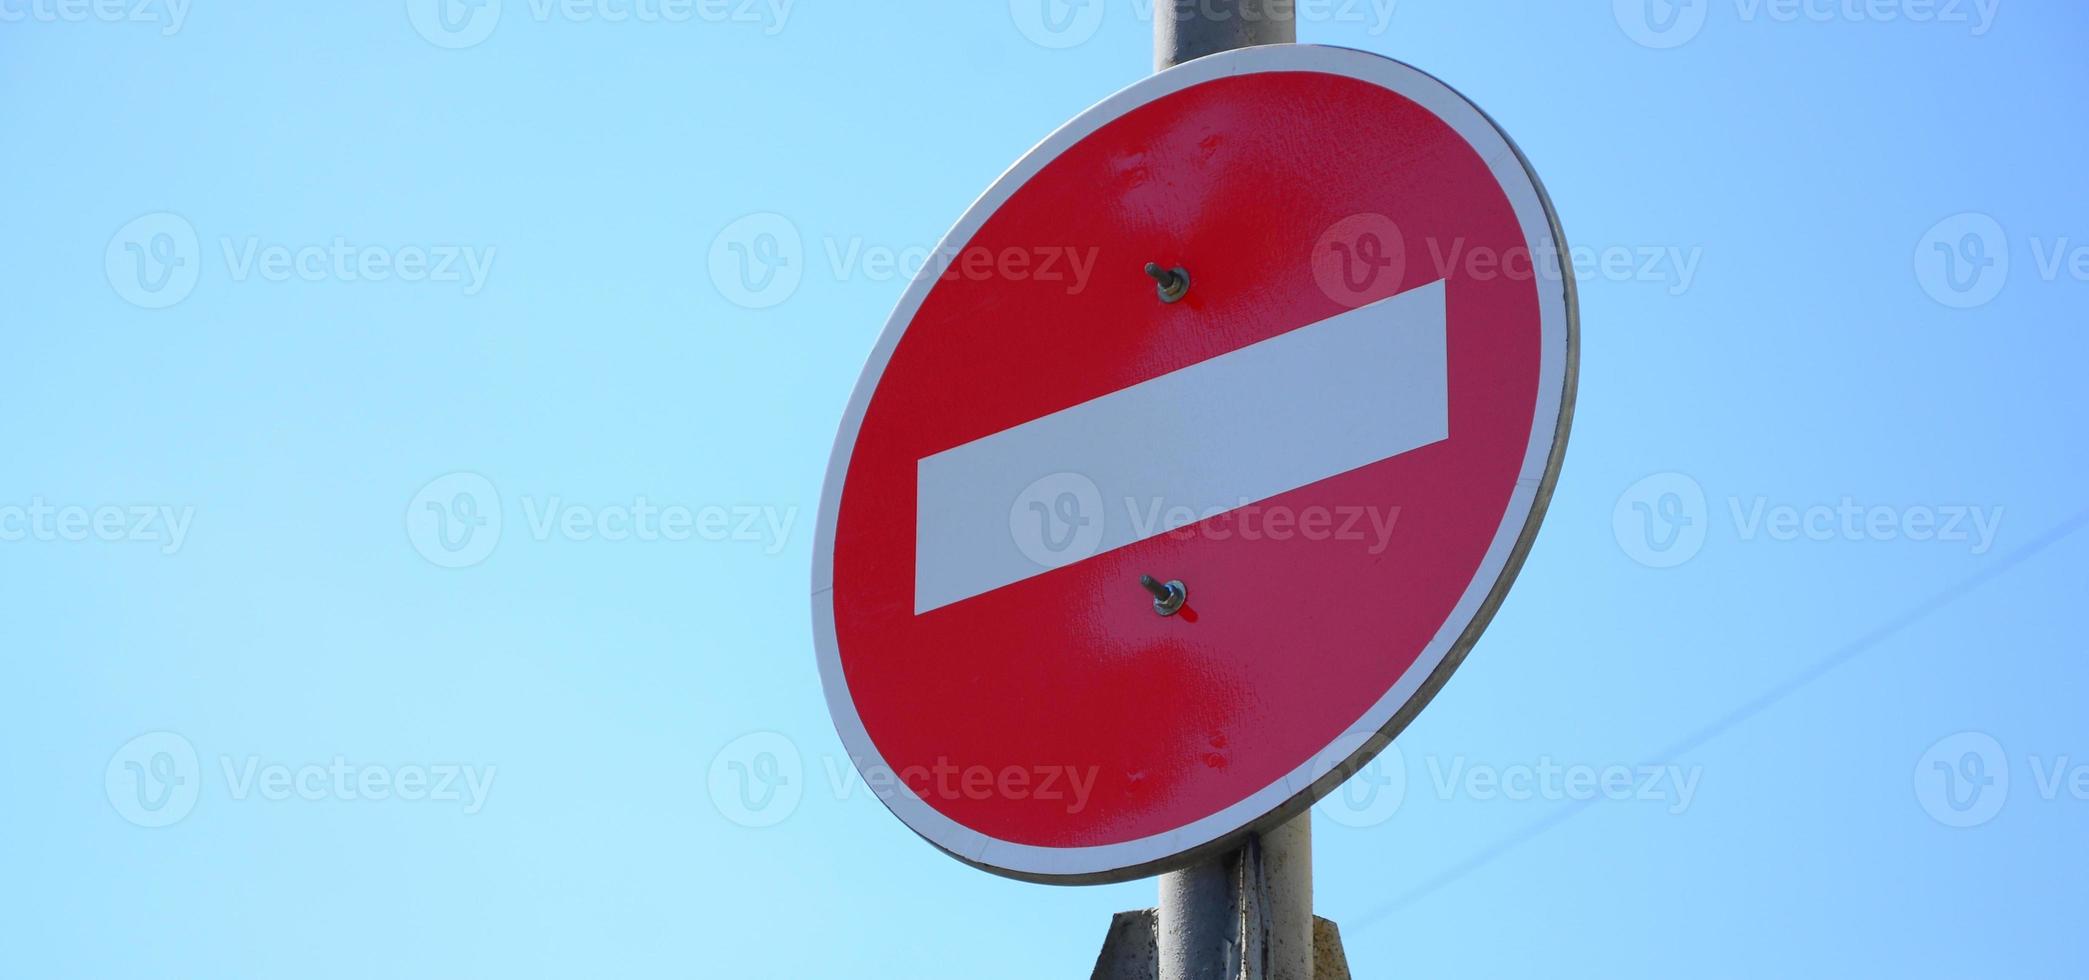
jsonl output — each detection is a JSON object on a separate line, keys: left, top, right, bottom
{"left": 813, "top": 45, "right": 1577, "bottom": 883}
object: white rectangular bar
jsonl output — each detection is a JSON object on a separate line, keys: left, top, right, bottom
{"left": 914, "top": 278, "right": 1449, "bottom": 614}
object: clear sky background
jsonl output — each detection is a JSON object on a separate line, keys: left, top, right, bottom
{"left": 4, "top": 2, "right": 2086, "bottom": 977}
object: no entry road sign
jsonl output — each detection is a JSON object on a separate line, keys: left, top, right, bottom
{"left": 812, "top": 45, "right": 1576, "bottom": 884}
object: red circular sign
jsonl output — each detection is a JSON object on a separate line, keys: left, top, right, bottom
{"left": 813, "top": 45, "right": 1575, "bottom": 883}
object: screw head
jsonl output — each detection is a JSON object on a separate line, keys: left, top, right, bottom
{"left": 1140, "top": 574, "right": 1187, "bottom": 616}
{"left": 1144, "top": 262, "right": 1191, "bottom": 303}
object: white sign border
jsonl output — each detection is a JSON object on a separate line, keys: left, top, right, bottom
{"left": 810, "top": 44, "right": 1578, "bottom": 885}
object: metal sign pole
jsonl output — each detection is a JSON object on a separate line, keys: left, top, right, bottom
{"left": 829, "top": 3, "right": 1569, "bottom": 973}
{"left": 1149, "top": 12, "right": 1314, "bottom": 980}
{"left": 1158, "top": 814, "right": 1315, "bottom": 980}
{"left": 1154, "top": 0, "right": 1297, "bottom": 70}
{"left": 819, "top": 0, "right": 1574, "bottom": 969}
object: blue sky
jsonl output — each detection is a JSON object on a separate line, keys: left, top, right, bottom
{"left": 3, "top": 2, "right": 2086, "bottom": 977}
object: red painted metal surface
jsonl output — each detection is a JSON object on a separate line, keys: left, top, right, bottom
{"left": 824, "top": 61, "right": 1550, "bottom": 869}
